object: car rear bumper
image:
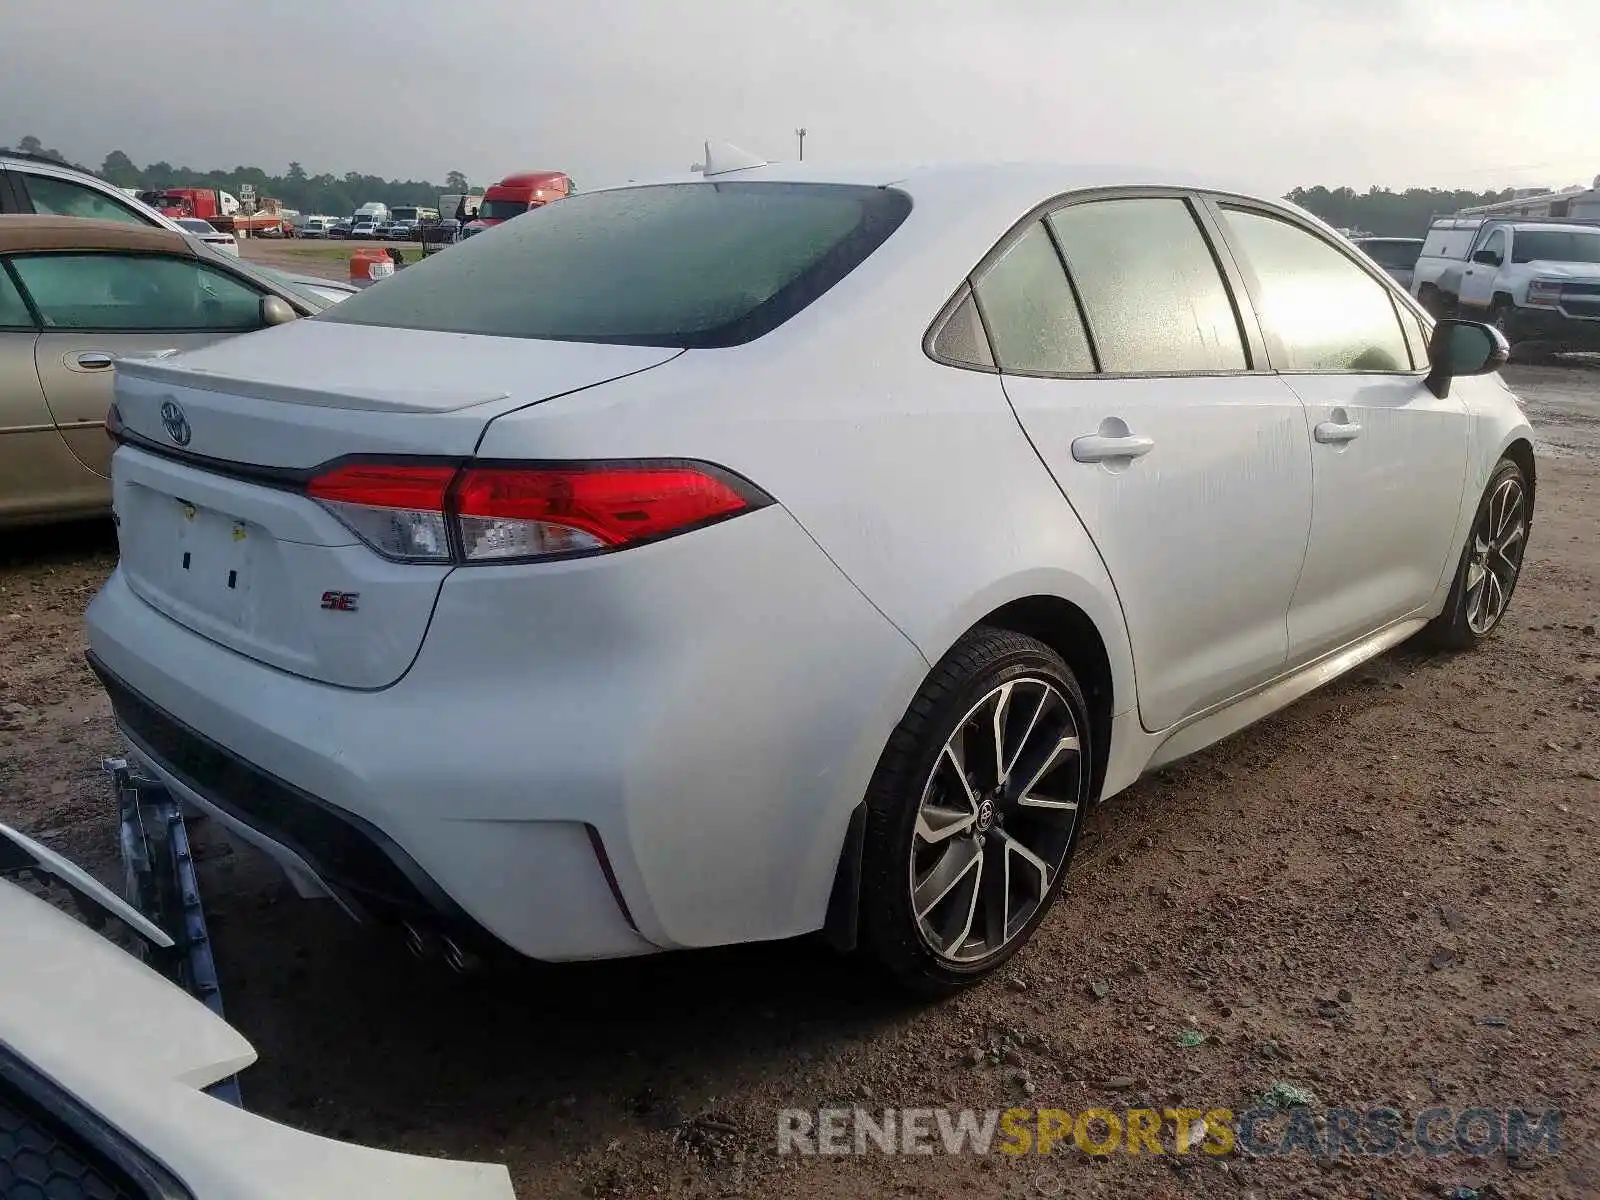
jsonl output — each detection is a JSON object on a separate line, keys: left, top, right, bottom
{"left": 1504, "top": 305, "right": 1600, "bottom": 348}
{"left": 85, "top": 505, "right": 927, "bottom": 960}
{"left": 92, "top": 654, "right": 468, "bottom": 923}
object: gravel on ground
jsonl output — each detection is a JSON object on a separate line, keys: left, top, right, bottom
{"left": 1, "top": 363, "right": 1596, "bottom": 1199}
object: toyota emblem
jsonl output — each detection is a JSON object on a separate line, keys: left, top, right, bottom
{"left": 159, "top": 400, "right": 191, "bottom": 446}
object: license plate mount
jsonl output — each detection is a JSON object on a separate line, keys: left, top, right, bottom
{"left": 167, "top": 498, "right": 256, "bottom": 627}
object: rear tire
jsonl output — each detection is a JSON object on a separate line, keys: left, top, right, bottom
{"left": 1423, "top": 457, "right": 1530, "bottom": 651}
{"left": 857, "top": 627, "right": 1093, "bottom": 997}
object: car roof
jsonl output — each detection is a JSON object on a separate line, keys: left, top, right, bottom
{"left": 595, "top": 160, "right": 1323, "bottom": 241}
{"left": 0, "top": 150, "right": 102, "bottom": 174}
{"left": 592, "top": 160, "right": 1336, "bottom": 272}
{"left": 627, "top": 159, "right": 1249, "bottom": 200}
{"left": 1357, "top": 236, "right": 1423, "bottom": 244}
{"left": 0, "top": 215, "right": 195, "bottom": 254}
{"left": 1503, "top": 221, "right": 1600, "bottom": 233}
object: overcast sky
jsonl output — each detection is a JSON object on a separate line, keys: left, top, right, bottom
{"left": 8, "top": 0, "right": 1598, "bottom": 194}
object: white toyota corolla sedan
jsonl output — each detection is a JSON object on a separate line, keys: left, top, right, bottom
{"left": 86, "top": 160, "right": 1534, "bottom": 995}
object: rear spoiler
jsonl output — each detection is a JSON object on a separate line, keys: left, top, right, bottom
{"left": 0, "top": 819, "right": 172, "bottom": 949}
{"left": 112, "top": 354, "right": 511, "bottom": 414}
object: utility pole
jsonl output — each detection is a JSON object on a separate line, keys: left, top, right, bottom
{"left": 795, "top": 127, "right": 807, "bottom": 162}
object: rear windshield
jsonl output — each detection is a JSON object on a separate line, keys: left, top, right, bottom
{"left": 1512, "top": 231, "right": 1600, "bottom": 264}
{"left": 317, "top": 181, "right": 913, "bottom": 348}
{"left": 1358, "top": 239, "right": 1423, "bottom": 269}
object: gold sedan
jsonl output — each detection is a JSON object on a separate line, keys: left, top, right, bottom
{"left": 0, "top": 217, "right": 328, "bottom": 527}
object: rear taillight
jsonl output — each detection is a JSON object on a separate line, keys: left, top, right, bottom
{"left": 454, "top": 465, "right": 757, "bottom": 561}
{"left": 306, "top": 459, "right": 770, "bottom": 564}
{"left": 308, "top": 463, "right": 456, "bottom": 562}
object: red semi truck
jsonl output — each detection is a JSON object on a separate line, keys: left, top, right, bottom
{"left": 138, "top": 187, "right": 237, "bottom": 222}
{"left": 138, "top": 187, "right": 292, "bottom": 235}
{"left": 461, "top": 171, "right": 573, "bottom": 238}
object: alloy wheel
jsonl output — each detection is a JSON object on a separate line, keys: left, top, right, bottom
{"left": 908, "top": 678, "right": 1084, "bottom": 964}
{"left": 1465, "top": 474, "right": 1527, "bottom": 635}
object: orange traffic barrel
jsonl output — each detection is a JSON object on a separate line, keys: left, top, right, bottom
{"left": 349, "top": 248, "right": 394, "bottom": 287}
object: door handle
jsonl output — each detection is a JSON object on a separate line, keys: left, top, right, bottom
{"left": 72, "top": 352, "right": 115, "bottom": 370}
{"left": 1314, "top": 420, "right": 1363, "bottom": 444}
{"left": 1071, "top": 434, "right": 1155, "bottom": 464}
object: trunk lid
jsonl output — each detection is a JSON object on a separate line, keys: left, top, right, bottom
{"left": 110, "top": 320, "right": 680, "bottom": 688}
{"left": 112, "top": 319, "right": 681, "bottom": 466}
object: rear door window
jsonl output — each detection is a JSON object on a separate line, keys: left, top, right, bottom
{"left": 972, "top": 222, "right": 1093, "bottom": 373}
{"left": 930, "top": 289, "right": 995, "bottom": 369}
{"left": 20, "top": 173, "right": 153, "bottom": 225}
{"left": 318, "top": 182, "right": 912, "bottom": 348}
{"left": 1046, "top": 197, "right": 1248, "bottom": 374}
{"left": 1219, "top": 206, "right": 1411, "bottom": 373}
{"left": 9, "top": 253, "right": 264, "bottom": 331}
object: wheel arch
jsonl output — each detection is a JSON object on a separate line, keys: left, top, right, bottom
{"left": 1503, "top": 436, "right": 1536, "bottom": 510}
{"left": 978, "top": 595, "right": 1116, "bottom": 810}
{"left": 823, "top": 591, "right": 1123, "bottom": 954}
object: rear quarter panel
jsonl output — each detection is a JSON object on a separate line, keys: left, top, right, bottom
{"left": 474, "top": 337, "right": 1136, "bottom": 943}
{"left": 472, "top": 179, "right": 1137, "bottom": 718}
{"left": 473, "top": 327, "right": 1136, "bottom": 725}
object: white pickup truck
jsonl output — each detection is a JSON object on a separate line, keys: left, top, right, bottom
{"left": 1411, "top": 216, "right": 1600, "bottom": 354}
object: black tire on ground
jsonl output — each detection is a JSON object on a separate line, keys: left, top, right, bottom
{"left": 856, "top": 626, "right": 1093, "bottom": 997}
{"left": 1422, "top": 457, "right": 1531, "bottom": 651}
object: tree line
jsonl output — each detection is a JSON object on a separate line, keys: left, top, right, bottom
{"left": 1284, "top": 185, "right": 1523, "bottom": 237}
{"left": 3, "top": 134, "right": 474, "bottom": 218}
{"left": 4, "top": 133, "right": 1535, "bottom": 235}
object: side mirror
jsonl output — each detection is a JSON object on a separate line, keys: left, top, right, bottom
{"left": 1425, "top": 319, "right": 1508, "bottom": 399}
{"left": 1472, "top": 249, "right": 1502, "bottom": 266}
{"left": 260, "top": 295, "right": 297, "bottom": 327}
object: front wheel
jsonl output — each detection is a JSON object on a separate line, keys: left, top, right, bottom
{"left": 1423, "top": 457, "right": 1531, "bottom": 650}
{"left": 857, "top": 627, "right": 1093, "bottom": 996}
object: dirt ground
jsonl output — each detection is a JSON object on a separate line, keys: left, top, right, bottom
{"left": 1, "top": 364, "right": 1596, "bottom": 1200}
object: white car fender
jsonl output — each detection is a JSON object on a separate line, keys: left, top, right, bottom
{"left": 1424, "top": 372, "right": 1536, "bottom": 611}
{"left": 0, "top": 868, "right": 514, "bottom": 1199}
{"left": 32, "top": 1065, "right": 517, "bottom": 1200}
